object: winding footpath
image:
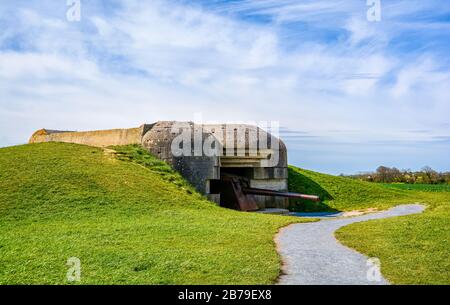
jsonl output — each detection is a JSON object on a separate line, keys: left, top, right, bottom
{"left": 276, "top": 204, "right": 425, "bottom": 285}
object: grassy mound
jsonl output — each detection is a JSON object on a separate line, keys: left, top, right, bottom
{"left": 0, "top": 143, "right": 309, "bottom": 284}
{"left": 2, "top": 145, "right": 446, "bottom": 285}
{"left": 288, "top": 166, "right": 450, "bottom": 284}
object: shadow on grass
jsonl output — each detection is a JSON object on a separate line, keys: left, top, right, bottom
{"left": 288, "top": 167, "right": 339, "bottom": 213}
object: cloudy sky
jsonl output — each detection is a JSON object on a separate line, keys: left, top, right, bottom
{"left": 1, "top": 0, "right": 449, "bottom": 174}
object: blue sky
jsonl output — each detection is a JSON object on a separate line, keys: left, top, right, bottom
{"left": 0, "top": 0, "right": 449, "bottom": 174}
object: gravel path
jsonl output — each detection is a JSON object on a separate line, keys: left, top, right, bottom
{"left": 276, "top": 204, "right": 425, "bottom": 285}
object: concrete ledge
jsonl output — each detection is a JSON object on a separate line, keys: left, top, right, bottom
{"left": 29, "top": 126, "right": 144, "bottom": 147}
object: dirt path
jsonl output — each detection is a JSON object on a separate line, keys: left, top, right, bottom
{"left": 276, "top": 204, "right": 425, "bottom": 285}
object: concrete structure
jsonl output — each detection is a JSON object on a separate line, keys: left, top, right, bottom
{"left": 30, "top": 121, "right": 288, "bottom": 210}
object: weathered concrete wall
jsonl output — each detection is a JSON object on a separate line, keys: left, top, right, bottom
{"left": 250, "top": 179, "right": 289, "bottom": 209}
{"left": 141, "top": 121, "right": 221, "bottom": 195}
{"left": 29, "top": 126, "right": 147, "bottom": 147}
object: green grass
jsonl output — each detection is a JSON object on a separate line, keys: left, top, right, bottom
{"left": 287, "top": 166, "right": 450, "bottom": 284}
{"left": 336, "top": 194, "right": 450, "bottom": 284}
{"left": 0, "top": 143, "right": 311, "bottom": 285}
{"left": 288, "top": 166, "right": 417, "bottom": 212}
{"left": 1, "top": 145, "right": 447, "bottom": 284}
{"left": 382, "top": 183, "right": 450, "bottom": 192}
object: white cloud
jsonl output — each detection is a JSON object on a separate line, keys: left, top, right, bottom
{"left": 0, "top": 0, "right": 449, "bottom": 172}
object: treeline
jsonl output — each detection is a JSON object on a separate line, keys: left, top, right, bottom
{"left": 346, "top": 166, "right": 450, "bottom": 184}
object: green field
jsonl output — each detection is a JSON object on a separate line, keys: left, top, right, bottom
{"left": 0, "top": 143, "right": 448, "bottom": 284}
{"left": 288, "top": 166, "right": 417, "bottom": 212}
{"left": 0, "top": 143, "right": 310, "bottom": 284}
{"left": 287, "top": 167, "right": 450, "bottom": 284}
{"left": 336, "top": 198, "right": 449, "bottom": 284}
{"left": 382, "top": 183, "right": 450, "bottom": 192}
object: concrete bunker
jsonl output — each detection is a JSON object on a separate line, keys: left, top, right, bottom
{"left": 30, "top": 121, "right": 318, "bottom": 211}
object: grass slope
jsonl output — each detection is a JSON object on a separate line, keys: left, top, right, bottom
{"left": 382, "top": 183, "right": 450, "bottom": 192}
{"left": 0, "top": 143, "right": 309, "bottom": 285}
{"left": 288, "top": 166, "right": 416, "bottom": 212}
{"left": 288, "top": 166, "right": 450, "bottom": 284}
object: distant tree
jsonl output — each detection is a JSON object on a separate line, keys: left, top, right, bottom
{"left": 415, "top": 175, "right": 424, "bottom": 184}
{"left": 390, "top": 167, "right": 402, "bottom": 182}
{"left": 344, "top": 166, "right": 449, "bottom": 185}
{"left": 422, "top": 166, "right": 438, "bottom": 184}
{"left": 376, "top": 166, "right": 390, "bottom": 183}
